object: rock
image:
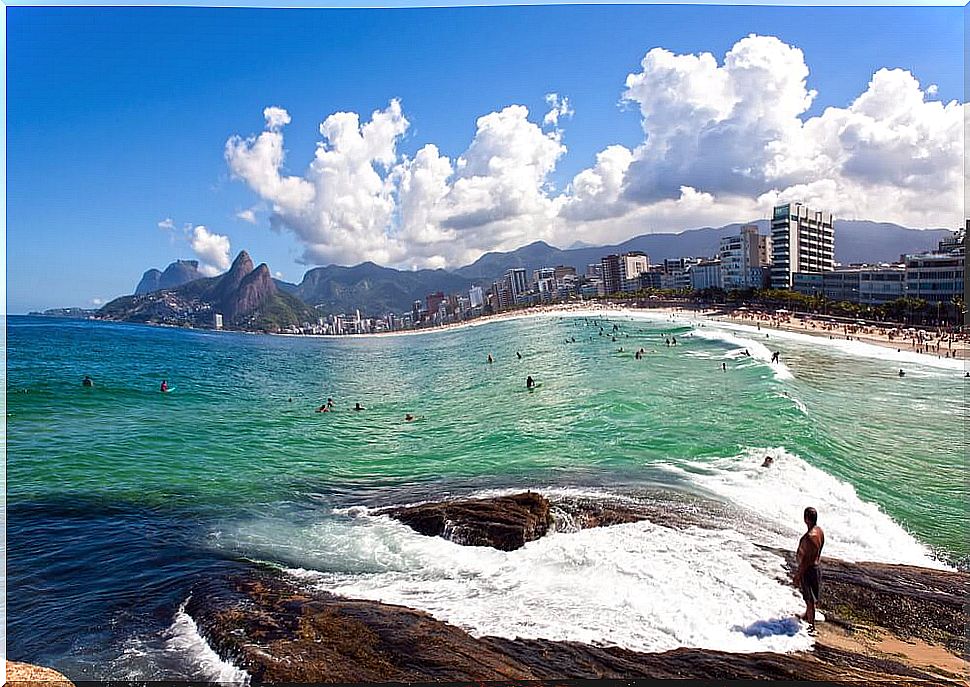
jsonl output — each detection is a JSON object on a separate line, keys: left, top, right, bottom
{"left": 385, "top": 492, "right": 553, "bottom": 551}
{"left": 768, "top": 547, "right": 969, "bottom": 659}
{"left": 5, "top": 660, "right": 73, "bottom": 686}
{"left": 186, "top": 570, "right": 958, "bottom": 684}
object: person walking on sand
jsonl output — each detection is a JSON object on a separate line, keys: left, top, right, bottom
{"left": 794, "top": 507, "right": 825, "bottom": 632}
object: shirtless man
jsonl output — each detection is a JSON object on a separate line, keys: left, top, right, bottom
{"left": 794, "top": 506, "right": 825, "bottom": 631}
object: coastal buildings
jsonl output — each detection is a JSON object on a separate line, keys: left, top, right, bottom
{"left": 690, "top": 259, "right": 723, "bottom": 291}
{"left": 469, "top": 285, "right": 484, "bottom": 309}
{"left": 793, "top": 266, "right": 906, "bottom": 305}
{"left": 903, "top": 228, "right": 965, "bottom": 304}
{"left": 720, "top": 224, "right": 771, "bottom": 289}
{"left": 506, "top": 268, "right": 529, "bottom": 300}
{"left": 601, "top": 252, "right": 650, "bottom": 294}
{"left": 770, "top": 203, "right": 835, "bottom": 289}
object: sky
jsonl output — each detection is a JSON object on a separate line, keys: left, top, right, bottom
{"left": 5, "top": 4, "right": 966, "bottom": 312}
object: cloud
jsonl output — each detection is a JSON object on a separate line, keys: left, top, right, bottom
{"left": 543, "top": 93, "right": 574, "bottom": 128}
{"left": 189, "top": 225, "right": 232, "bottom": 276}
{"left": 236, "top": 208, "right": 257, "bottom": 224}
{"left": 158, "top": 218, "right": 176, "bottom": 231}
{"left": 90, "top": 297, "right": 104, "bottom": 306}
{"left": 227, "top": 100, "right": 566, "bottom": 268}
{"left": 227, "top": 35, "right": 964, "bottom": 269}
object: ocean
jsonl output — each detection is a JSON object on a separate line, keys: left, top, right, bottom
{"left": 5, "top": 312, "right": 967, "bottom": 681}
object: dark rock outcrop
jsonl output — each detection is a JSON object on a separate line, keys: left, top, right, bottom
{"left": 186, "top": 570, "right": 962, "bottom": 684}
{"left": 385, "top": 492, "right": 553, "bottom": 551}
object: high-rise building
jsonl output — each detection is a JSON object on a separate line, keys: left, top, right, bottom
{"left": 600, "top": 255, "right": 623, "bottom": 294}
{"left": 621, "top": 252, "right": 650, "bottom": 292}
{"left": 720, "top": 224, "right": 770, "bottom": 289}
{"left": 505, "top": 268, "right": 529, "bottom": 299}
{"left": 770, "top": 203, "right": 834, "bottom": 289}
{"left": 469, "top": 285, "right": 484, "bottom": 309}
{"left": 426, "top": 291, "right": 446, "bottom": 316}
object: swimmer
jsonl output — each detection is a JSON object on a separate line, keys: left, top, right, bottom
{"left": 316, "top": 404, "right": 330, "bottom": 413}
{"left": 82, "top": 375, "right": 94, "bottom": 388}
{"left": 526, "top": 375, "right": 535, "bottom": 389}
{"left": 516, "top": 351, "right": 522, "bottom": 360}
{"left": 722, "top": 362, "right": 727, "bottom": 372}
{"left": 744, "top": 349, "right": 751, "bottom": 357}
{"left": 160, "top": 380, "right": 169, "bottom": 393}
{"left": 327, "top": 398, "right": 335, "bottom": 408}
{"left": 898, "top": 369, "right": 905, "bottom": 377}
{"left": 354, "top": 402, "right": 365, "bottom": 411}
{"left": 405, "top": 413, "right": 415, "bottom": 422}
{"left": 762, "top": 455, "right": 774, "bottom": 468}
{"left": 487, "top": 354, "right": 494, "bottom": 364}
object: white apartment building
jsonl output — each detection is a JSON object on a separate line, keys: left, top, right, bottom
{"left": 770, "top": 203, "right": 834, "bottom": 289}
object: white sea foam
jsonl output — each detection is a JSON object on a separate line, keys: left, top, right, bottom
{"left": 690, "top": 328, "right": 794, "bottom": 380}
{"left": 164, "top": 602, "right": 251, "bottom": 685}
{"left": 659, "top": 448, "right": 947, "bottom": 569}
{"left": 275, "top": 515, "right": 813, "bottom": 655}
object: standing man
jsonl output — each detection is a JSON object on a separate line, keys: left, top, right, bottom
{"left": 794, "top": 506, "right": 825, "bottom": 631}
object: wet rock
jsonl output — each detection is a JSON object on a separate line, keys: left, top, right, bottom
{"left": 385, "top": 492, "right": 552, "bottom": 551}
{"left": 768, "top": 547, "right": 969, "bottom": 659}
{"left": 187, "top": 571, "right": 954, "bottom": 684}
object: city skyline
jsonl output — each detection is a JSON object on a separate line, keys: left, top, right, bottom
{"left": 7, "top": 4, "right": 965, "bottom": 312}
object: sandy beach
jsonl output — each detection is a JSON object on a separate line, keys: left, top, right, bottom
{"left": 292, "top": 301, "right": 968, "bottom": 366}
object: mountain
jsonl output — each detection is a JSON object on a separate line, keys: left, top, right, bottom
{"left": 455, "top": 221, "right": 952, "bottom": 280}
{"left": 135, "top": 259, "right": 204, "bottom": 295}
{"left": 293, "top": 262, "right": 476, "bottom": 316}
{"left": 100, "top": 251, "right": 317, "bottom": 331}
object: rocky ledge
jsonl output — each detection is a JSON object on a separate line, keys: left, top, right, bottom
{"left": 189, "top": 493, "right": 968, "bottom": 684}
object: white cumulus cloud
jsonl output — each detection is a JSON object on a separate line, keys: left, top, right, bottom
{"left": 189, "top": 225, "right": 232, "bottom": 276}
{"left": 236, "top": 208, "right": 257, "bottom": 224}
{"left": 226, "top": 35, "right": 964, "bottom": 268}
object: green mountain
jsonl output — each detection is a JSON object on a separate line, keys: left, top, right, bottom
{"left": 100, "top": 251, "right": 317, "bottom": 331}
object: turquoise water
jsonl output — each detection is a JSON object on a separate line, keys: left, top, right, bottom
{"left": 6, "top": 313, "right": 967, "bottom": 678}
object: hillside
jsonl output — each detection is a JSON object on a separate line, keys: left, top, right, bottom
{"left": 100, "top": 251, "right": 317, "bottom": 331}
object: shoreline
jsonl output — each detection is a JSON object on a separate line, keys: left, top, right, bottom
{"left": 280, "top": 302, "right": 968, "bottom": 369}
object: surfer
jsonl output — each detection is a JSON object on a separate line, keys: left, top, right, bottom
{"left": 794, "top": 507, "right": 825, "bottom": 631}
{"left": 82, "top": 375, "right": 94, "bottom": 388}
{"left": 160, "top": 380, "right": 169, "bottom": 393}
{"left": 526, "top": 375, "right": 535, "bottom": 389}
{"left": 354, "top": 402, "right": 365, "bottom": 411}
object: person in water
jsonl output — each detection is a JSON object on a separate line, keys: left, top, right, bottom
{"left": 743, "top": 349, "right": 751, "bottom": 357}
{"left": 898, "top": 369, "right": 905, "bottom": 377}
{"left": 516, "top": 351, "right": 522, "bottom": 360}
{"left": 771, "top": 351, "right": 780, "bottom": 364}
{"left": 316, "top": 404, "right": 330, "bottom": 413}
{"left": 722, "top": 362, "right": 727, "bottom": 371}
{"left": 794, "top": 507, "right": 825, "bottom": 631}
{"left": 405, "top": 413, "right": 415, "bottom": 421}
{"left": 82, "top": 375, "right": 94, "bottom": 388}
{"left": 761, "top": 455, "right": 774, "bottom": 468}
{"left": 160, "top": 380, "right": 169, "bottom": 393}
{"left": 526, "top": 375, "right": 535, "bottom": 389}
{"left": 327, "top": 397, "right": 335, "bottom": 409}
{"left": 354, "top": 402, "right": 365, "bottom": 411}
{"left": 487, "top": 354, "right": 494, "bottom": 364}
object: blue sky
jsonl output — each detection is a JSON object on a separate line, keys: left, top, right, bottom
{"left": 6, "top": 4, "right": 965, "bottom": 312}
